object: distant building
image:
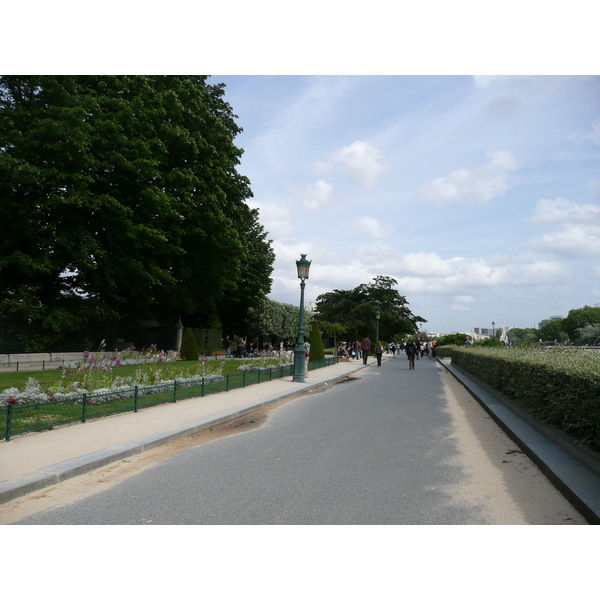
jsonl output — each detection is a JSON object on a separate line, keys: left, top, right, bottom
{"left": 538, "top": 315, "right": 565, "bottom": 329}
{"left": 471, "top": 324, "right": 513, "bottom": 341}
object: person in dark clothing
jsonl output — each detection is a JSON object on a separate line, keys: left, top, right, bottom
{"left": 405, "top": 340, "right": 416, "bottom": 370}
{"left": 361, "top": 336, "right": 371, "bottom": 365}
{"left": 375, "top": 341, "right": 383, "bottom": 367}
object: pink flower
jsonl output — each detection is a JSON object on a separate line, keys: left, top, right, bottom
{"left": 115, "top": 359, "right": 121, "bottom": 367}
{"left": 6, "top": 396, "right": 18, "bottom": 405}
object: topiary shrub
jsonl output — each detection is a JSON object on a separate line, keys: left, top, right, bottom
{"left": 180, "top": 327, "right": 199, "bottom": 361}
{"left": 307, "top": 322, "right": 325, "bottom": 361}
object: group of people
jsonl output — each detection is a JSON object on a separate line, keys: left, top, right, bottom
{"left": 337, "top": 337, "right": 385, "bottom": 366}
{"left": 337, "top": 336, "right": 437, "bottom": 371}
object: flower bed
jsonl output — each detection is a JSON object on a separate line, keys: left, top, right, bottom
{"left": 0, "top": 345, "right": 220, "bottom": 406}
{"left": 441, "top": 346, "right": 600, "bottom": 451}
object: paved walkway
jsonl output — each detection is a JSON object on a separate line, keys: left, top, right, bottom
{"left": 0, "top": 358, "right": 369, "bottom": 503}
{"left": 1, "top": 355, "right": 599, "bottom": 523}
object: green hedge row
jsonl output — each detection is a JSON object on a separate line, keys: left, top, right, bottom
{"left": 438, "top": 345, "right": 600, "bottom": 451}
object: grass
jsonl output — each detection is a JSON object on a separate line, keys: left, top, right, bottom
{"left": 0, "top": 359, "right": 249, "bottom": 393}
{"left": 1, "top": 361, "right": 297, "bottom": 439}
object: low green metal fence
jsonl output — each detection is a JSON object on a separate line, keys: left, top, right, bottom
{"left": 1, "top": 357, "right": 339, "bottom": 441}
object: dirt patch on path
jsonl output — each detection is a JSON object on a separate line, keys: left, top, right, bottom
{"left": 0, "top": 393, "right": 308, "bottom": 525}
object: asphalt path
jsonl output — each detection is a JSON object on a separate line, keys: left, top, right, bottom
{"left": 13, "top": 355, "right": 586, "bottom": 524}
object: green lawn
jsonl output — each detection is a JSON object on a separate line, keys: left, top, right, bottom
{"left": 0, "top": 359, "right": 247, "bottom": 393}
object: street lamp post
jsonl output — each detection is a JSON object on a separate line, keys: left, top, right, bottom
{"left": 293, "top": 254, "right": 311, "bottom": 383}
{"left": 375, "top": 310, "right": 381, "bottom": 345}
{"left": 492, "top": 321, "right": 496, "bottom": 337}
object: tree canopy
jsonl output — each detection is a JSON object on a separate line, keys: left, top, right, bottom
{"left": 562, "top": 306, "right": 600, "bottom": 341}
{"left": 245, "top": 297, "right": 314, "bottom": 346}
{"left": 315, "top": 276, "right": 425, "bottom": 341}
{"left": 0, "top": 75, "right": 274, "bottom": 343}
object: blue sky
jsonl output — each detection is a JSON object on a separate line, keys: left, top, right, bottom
{"left": 9, "top": 3, "right": 599, "bottom": 336}
{"left": 210, "top": 75, "right": 600, "bottom": 334}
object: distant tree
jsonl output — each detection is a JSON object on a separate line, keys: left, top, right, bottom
{"left": 306, "top": 321, "right": 325, "bottom": 361}
{"left": 539, "top": 319, "right": 566, "bottom": 342}
{"left": 315, "top": 276, "right": 425, "bottom": 341}
{"left": 318, "top": 321, "right": 348, "bottom": 354}
{"left": 436, "top": 333, "right": 467, "bottom": 346}
{"left": 562, "top": 306, "right": 600, "bottom": 341}
{"left": 576, "top": 323, "right": 600, "bottom": 345}
{"left": 507, "top": 328, "right": 538, "bottom": 345}
{"left": 180, "top": 327, "right": 199, "bottom": 361}
{"left": 473, "top": 338, "right": 504, "bottom": 348}
{"left": 245, "top": 298, "right": 314, "bottom": 347}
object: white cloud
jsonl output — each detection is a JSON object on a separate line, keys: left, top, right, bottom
{"left": 249, "top": 201, "right": 296, "bottom": 239}
{"left": 319, "top": 247, "right": 571, "bottom": 296}
{"left": 289, "top": 179, "right": 334, "bottom": 211}
{"left": 419, "top": 150, "right": 519, "bottom": 205}
{"left": 320, "top": 140, "right": 388, "bottom": 189}
{"left": 530, "top": 197, "right": 600, "bottom": 224}
{"left": 451, "top": 304, "right": 471, "bottom": 311}
{"left": 354, "top": 216, "right": 390, "bottom": 239}
{"left": 568, "top": 118, "right": 600, "bottom": 145}
{"left": 473, "top": 76, "right": 508, "bottom": 88}
{"left": 529, "top": 224, "right": 600, "bottom": 258}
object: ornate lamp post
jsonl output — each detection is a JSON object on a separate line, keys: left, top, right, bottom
{"left": 492, "top": 321, "right": 496, "bottom": 337}
{"left": 293, "top": 254, "right": 311, "bottom": 383}
{"left": 375, "top": 310, "right": 381, "bottom": 345}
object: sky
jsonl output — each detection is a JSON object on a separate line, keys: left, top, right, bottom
{"left": 8, "top": 3, "right": 598, "bottom": 338}
{"left": 208, "top": 75, "right": 600, "bottom": 334}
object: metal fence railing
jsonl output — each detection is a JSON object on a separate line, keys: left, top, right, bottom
{"left": 1, "top": 357, "right": 339, "bottom": 441}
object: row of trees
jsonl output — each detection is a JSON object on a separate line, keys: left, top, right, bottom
{"left": 0, "top": 76, "right": 275, "bottom": 350}
{"left": 530, "top": 306, "right": 600, "bottom": 344}
{"left": 242, "top": 276, "right": 425, "bottom": 352}
{"left": 474, "top": 306, "right": 600, "bottom": 346}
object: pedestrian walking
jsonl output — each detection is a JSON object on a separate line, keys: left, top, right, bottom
{"left": 354, "top": 340, "right": 360, "bottom": 360}
{"left": 304, "top": 340, "right": 311, "bottom": 377}
{"left": 361, "top": 336, "right": 371, "bottom": 365}
{"left": 405, "top": 340, "right": 416, "bottom": 370}
{"left": 375, "top": 341, "right": 383, "bottom": 367}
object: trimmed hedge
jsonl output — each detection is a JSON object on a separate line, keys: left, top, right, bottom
{"left": 441, "top": 346, "right": 600, "bottom": 451}
{"left": 180, "top": 327, "right": 200, "bottom": 361}
{"left": 307, "top": 322, "right": 325, "bottom": 362}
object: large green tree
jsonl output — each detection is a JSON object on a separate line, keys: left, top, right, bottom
{"left": 538, "top": 319, "right": 566, "bottom": 342}
{"left": 0, "top": 75, "right": 274, "bottom": 341}
{"left": 562, "top": 306, "right": 600, "bottom": 341}
{"left": 245, "top": 297, "right": 314, "bottom": 347}
{"left": 315, "top": 276, "right": 425, "bottom": 341}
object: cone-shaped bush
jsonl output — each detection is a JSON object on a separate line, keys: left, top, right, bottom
{"left": 307, "top": 322, "right": 325, "bottom": 361}
{"left": 180, "top": 327, "right": 199, "bottom": 361}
